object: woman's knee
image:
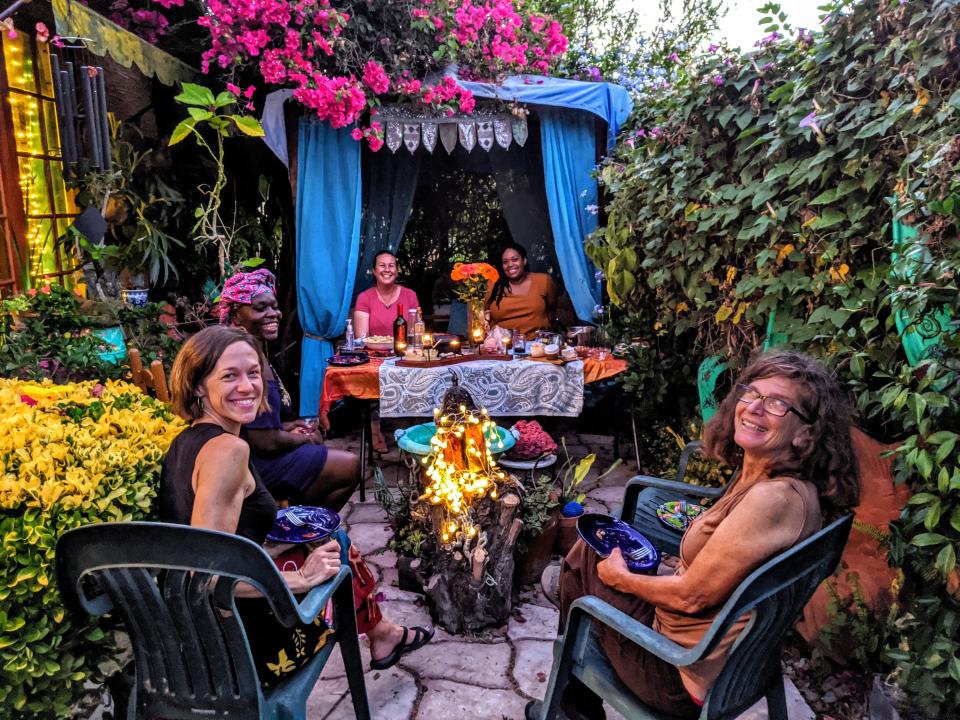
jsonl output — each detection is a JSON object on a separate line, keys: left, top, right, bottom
{"left": 323, "top": 449, "right": 360, "bottom": 486}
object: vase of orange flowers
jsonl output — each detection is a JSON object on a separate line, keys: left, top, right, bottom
{"left": 450, "top": 261, "right": 499, "bottom": 343}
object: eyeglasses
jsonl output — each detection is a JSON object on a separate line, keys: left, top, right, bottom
{"left": 736, "top": 384, "right": 813, "bottom": 424}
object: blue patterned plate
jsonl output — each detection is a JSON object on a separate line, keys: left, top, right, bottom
{"left": 267, "top": 506, "right": 341, "bottom": 544}
{"left": 577, "top": 513, "right": 659, "bottom": 574}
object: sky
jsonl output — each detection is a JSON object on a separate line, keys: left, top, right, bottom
{"left": 623, "top": 0, "right": 826, "bottom": 50}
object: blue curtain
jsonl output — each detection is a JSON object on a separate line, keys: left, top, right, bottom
{"left": 296, "top": 118, "right": 362, "bottom": 415}
{"left": 354, "top": 148, "right": 421, "bottom": 293}
{"left": 540, "top": 108, "right": 601, "bottom": 322}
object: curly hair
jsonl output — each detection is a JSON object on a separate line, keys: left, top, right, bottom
{"left": 701, "top": 350, "right": 860, "bottom": 515}
{"left": 486, "top": 242, "right": 528, "bottom": 309}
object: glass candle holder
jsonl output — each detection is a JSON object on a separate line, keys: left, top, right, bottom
{"left": 449, "top": 338, "right": 461, "bottom": 354}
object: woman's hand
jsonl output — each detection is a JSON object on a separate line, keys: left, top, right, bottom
{"left": 299, "top": 539, "right": 341, "bottom": 584}
{"left": 597, "top": 548, "right": 631, "bottom": 592}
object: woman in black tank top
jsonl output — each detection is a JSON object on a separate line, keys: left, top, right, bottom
{"left": 161, "top": 326, "right": 433, "bottom": 687}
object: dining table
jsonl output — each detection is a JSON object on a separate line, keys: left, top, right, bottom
{"left": 318, "top": 351, "right": 628, "bottom": 499}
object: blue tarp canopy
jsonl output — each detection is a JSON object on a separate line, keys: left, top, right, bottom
{"left": 261, "top": 74, "right": 633, "bottom": 415}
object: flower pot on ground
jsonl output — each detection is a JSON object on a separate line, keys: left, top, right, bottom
{"left": 555, "top": 500, "right": 585, "bottom": 556}
{"left": 516, "top": 508, "right": 559, "bottom": 585}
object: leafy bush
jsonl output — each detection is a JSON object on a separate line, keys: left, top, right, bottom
{"left": 0, "top": 379, "right": 186, "bottom": 717}
{"left": 589, "top": 0, "right": 959, "bottom": 713}
{"left": 0, "top": 285, "right": 179, "bottom": 384}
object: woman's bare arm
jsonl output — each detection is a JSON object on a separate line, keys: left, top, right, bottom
{"left": 597, "top": 481, "right": 809, "bottom": 614}
{"left": 191, "top": 433, "right": 336, "bottom": 595}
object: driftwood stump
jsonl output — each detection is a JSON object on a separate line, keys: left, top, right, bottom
{"left": 383, "top": 457, "right": 523, "bottom": 633}
{"left": 417, "top": 492, "right": 522, "bottom": 633}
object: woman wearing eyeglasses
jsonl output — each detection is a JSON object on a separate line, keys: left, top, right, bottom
{"left": 527, "top": 351, "right": 861, "bottom": 720}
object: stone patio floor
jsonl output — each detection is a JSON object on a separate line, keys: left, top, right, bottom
{"left": 310, "top": 431, "right": 816, "bottom": 720}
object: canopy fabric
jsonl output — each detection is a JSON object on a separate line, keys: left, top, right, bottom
{"left": 52, "top": 0, "right": 194, "bottom": 86}
{"left": 354, "top": 148, "right": 421, "bottom": 293}
{"left": 296, "top": 118, "right": 362, "bottom": 416}
{"left": 260, "top": 75, "right": 633, "bottom": 166}
{"left": 458, "top": 75, "right": 633, "bottom": 150}
{"left": 540, "top": 108, "right": 602, "bottom": 321}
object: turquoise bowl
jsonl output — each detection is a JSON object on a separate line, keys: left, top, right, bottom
{"left": 395, "top": 422, "right": 516, "bottom": 457}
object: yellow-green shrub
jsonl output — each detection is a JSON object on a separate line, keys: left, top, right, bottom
{"left": 0, "top": 379, "right": 186, "bottom": 718}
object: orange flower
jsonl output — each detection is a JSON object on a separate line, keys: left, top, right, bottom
{"left": 451, "top": 262, "right": 499, "bottom": 284}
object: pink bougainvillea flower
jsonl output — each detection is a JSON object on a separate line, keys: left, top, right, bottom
{"left": 713, "top": 75, "right": 724, "bottom": 85}
{"left": 667, "top": 52, "right": 680, "bottom": 62}
{"left": 351, "top": 127, "right": 363, "bottom": 140}
{"left": 799, "top": 111, "right": 817, "bottom": 128}
{"left": 35, "top": 22, "right": 50, "bottom": 43}
{"left": 226, "top": 82, "right": 242, "bottom": 95}
{"left": 707, "top": 43, "right": 719, "bottom": 52}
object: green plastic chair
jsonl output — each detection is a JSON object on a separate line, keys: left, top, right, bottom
{"left": 890, "top": 215, "right": 954, "bottom": 365}
{"left": 56, "top": 522, "right": 371, "bottom": 720}
{"left": 618, "top": 442, "right": 728, "bottom": 556}
{"left": 532, "top": 514, "right": 853, "bottom": 720}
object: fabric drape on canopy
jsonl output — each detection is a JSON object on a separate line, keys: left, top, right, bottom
{"left": 52, "top": 0, "right": 195, "bottom": 85}
{"left": 459, "top": 75, "right": 632, "bottom": 149}
{"left": 355, "top": 148, "right": 421, "bottom": 293}
{"left": 488, "top": 119, "right": 558, "bottom": 275}
{"left": 296, "top": 118, "right": 362, "bottom": 415}
{"left": 540, "top": 108, "right": 601, "bottom": 322}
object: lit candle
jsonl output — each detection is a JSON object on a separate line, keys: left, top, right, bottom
{"left": 472, "top": 328, "right": 483, "bottom": 342}
{"left": 422, "top": 333, "right": 433, "bottom": 348}
{"left": 449, "top": 338, "right": 461, "bottom": 354}
{"left": 396, "top": 341, "right": 407, "bottom": 356}
{"left": 500, "top": 335, "right": 512, "bottom": 354}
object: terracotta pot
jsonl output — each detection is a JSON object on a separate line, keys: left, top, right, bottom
{"left": 515, "top": 511, "right": 559, "bottom": 586}
{"left": 555, "top": 513, "right": 583, "bottom": 557}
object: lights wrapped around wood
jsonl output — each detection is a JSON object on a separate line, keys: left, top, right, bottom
{"left": 385, "top": 376, "right": 523, "bottom": 633}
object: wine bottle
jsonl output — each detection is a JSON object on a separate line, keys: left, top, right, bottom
{"left": 393, "top": 303, "right": 407, "bottom": 354}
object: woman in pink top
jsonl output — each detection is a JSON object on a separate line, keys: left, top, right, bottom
{"left": 354, "top": 251, "right": 420, "bottom": 338}
{"left": 528, "top": 351, "right": 861, "bottom": 720}
{"left": 353, "top": 250, "right": 420, "bottom": 452}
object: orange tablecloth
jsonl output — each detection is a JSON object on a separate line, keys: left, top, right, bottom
{"left": 319, "top": 355, "right": 627, "bottom": 416}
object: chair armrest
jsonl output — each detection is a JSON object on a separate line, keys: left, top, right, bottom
{"left": 676, "top": 441, "right": 702, "bottom": 483}
{"left": 568, "top": 596, "right": 699, "bottom": 667}
{"left": 620, "top": 474, "right": 726, "bottom": 522}
{"left": 626, "top": 475, "right": 726, "bottom": 498}
{"left": 294, "top": 566, "right": 353, "bottom": 625}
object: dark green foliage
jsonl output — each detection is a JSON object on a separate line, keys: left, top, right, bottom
{"left": 590, "top": 0, "right": 960, "bottom": 714}
{"left": 0, "top": 286, "right": 179, "bottom": 383}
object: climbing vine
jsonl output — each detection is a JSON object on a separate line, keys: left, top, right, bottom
{"left": 590, "top": 0, "right": 959, "bottom": 714}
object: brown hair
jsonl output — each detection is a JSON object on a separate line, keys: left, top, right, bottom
{"left": 701, "top": 350, "right": 860, "bottom": 515}
{"left": 169, "top": 326, "right": 270, "bottom": 422}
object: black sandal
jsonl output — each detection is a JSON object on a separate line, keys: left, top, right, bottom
{"left": 369, "top": 625, "right": 434, "bottom": 670}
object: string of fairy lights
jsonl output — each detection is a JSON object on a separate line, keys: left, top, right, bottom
{"left": 421, "top": 404, "right": 508, "bottom": 546}
{"left": 4, "top": 34, "right": 75, "bottom": 281}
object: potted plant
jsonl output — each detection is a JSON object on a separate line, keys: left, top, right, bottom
{"left": 554, "top": 442, "right": 622, "bottom": 556}
{"left": 515, "top": 473, "right": 561, "bottom": 585}
{"left": 65, "top": 119, "right": 186, "bottom": 302}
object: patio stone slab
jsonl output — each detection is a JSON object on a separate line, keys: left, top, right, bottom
{"left": 507, "top": 602, "right": 560, "bottom": 642}
{"left": 347, "top": 522, "right": 393, "bottom": 555}
{"left": 365, "top": 548, "right": 398, "bottom": 569}
{"left": 400, "top": 639, "right": 513, "bottom": 687}
{"left": 586, "top": 485, "right": 628, "bottom": 507}
{"left": 319, "top": 642, "right": 373, "bottom": 681}
{"left": 325, "top": 666, "right": 418, "bottom": 720}
{"left": 344, "top": 502, "right": 390, "bottom": 525}
{"left": 305, "top": 676, "right": 348, "bottom": 718}
{"left": 512, "top": 638, "right": 555, "bottom": 698}
{"left": 415, "top": 679, "right": 528, "bottom": 719}
{"left": 736, "top": 677, "right": 814, "bottom": 720}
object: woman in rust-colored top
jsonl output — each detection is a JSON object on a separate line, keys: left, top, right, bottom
{"left": 527, "top": 351, "right": 861, "bottom": 720}
{"left": 484, "top": 243, "right": 558, "bottom": 336}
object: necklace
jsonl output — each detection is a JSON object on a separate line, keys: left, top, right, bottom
{"left": 375, "top": 285, "right": 401, "bottom": 308}
{"left": 270, "top": 364, "right": 292, "bottom": 409}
